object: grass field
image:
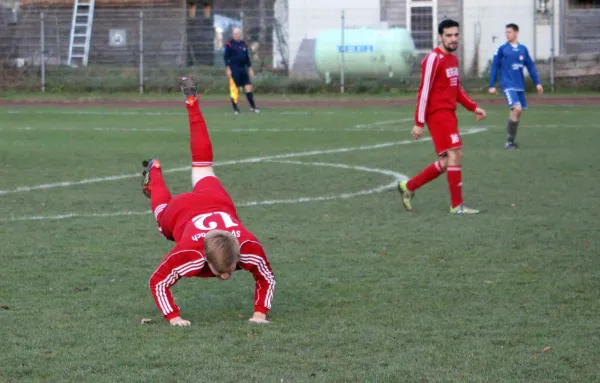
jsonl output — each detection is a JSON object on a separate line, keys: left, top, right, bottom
{"left": 1, "top": 100, "right": 599, "bottom": 382}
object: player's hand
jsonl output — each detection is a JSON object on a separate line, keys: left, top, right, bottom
{"left": 536, "top": 84, "right": 544, "bottom": 95}
{"left": 411, "top": 125, "right": 424, "bottom": 140}
{"left": 226, "top": 67, "right": 232, "bottom": 77}
{"left": 248, "top": 68, "right": 255, "bottom": 78}
{"left": 474, "top": 107, "right": 486, "bottom": 121}
{"left": 248, "top": 312, "right": 270, "bottom": 324}
{"left": 169, "top": 316, "right": 191, "bottom": 327}
{"left": 488, "top": 87, "right": 497, "bottom": 95}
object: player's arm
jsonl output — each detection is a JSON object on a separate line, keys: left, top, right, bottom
{"left": 224, "top": 43, "right": 232, "bottom": 77}
{"left": 148, "top": 248, "right": 206, "bottom": 326}
{"left": 411, "top": 53, "right": 438, "bottom": 139}
{"left": 414, "top": 53, "right": 438, "bottom": 129}
{"left": 488, "top": 46, "right": 503, "bottom": 92}
{"left": 458, "top": 84, "right": 486, "bottom": 121}
{"left": 239, "top": 241, "right": 275, "bottom": 324}
{"left": 524, "top": 47, "right": 543, "bottom": 94}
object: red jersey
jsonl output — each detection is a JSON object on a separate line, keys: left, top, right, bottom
{"left": 150, "top": 206, "right": 275, "bottom": 321}
{"left": 414, "top": 47, "right": 478, "bottom": 127}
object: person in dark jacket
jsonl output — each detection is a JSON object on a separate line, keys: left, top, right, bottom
{"left": 224, "top": 28, "right": 259, "bottom": 114}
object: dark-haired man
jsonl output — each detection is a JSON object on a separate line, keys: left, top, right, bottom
{"left": 398, "top": 19, "right": 486, "bottom": 214}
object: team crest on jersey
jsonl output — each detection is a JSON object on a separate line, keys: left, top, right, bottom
{"left": 519, "top": 55, "right": 524, "bottom": 61}
{"left": 446, "top": 67, "right": 459, "bottom": 78}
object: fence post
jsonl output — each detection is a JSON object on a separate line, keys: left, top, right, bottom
{"left": 139, "top": 11, "right": 144, "bottom": 94}
{"left": 240, "top": 11, "right": 244, "bottom": 36}
{"left": 533, "top": 0, "right": 537, "bottom": 61}
{"left": 340, "top": 9, "right": 345, "bottom": 94}
{"left": 549, "top": 0, "right": 555, "bottom": 93}
{"left": 40, "top": 12, "right": 45, "bottom": 92}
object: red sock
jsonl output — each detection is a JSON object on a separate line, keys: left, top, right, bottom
{"left": 446, "top": 166, "right": 463, "bottom": 208}
{"left": 186, "top": 102, "right": 213, "bottom": 167}
{"left": 406, "top": 161, "right": 444, "bottom": 191}
{"left": 150, "top": 167, "right": 172, "bottom": 221}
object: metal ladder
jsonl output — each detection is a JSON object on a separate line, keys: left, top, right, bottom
{"left": 67, "top": 0, "right": 96, "bottom": 67}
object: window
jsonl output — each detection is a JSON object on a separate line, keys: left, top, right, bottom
{"left": 407, "top": 0, "right": 437, "bottom": 51}
{"left": 568, "top": 0, "right": 600, "bottom": 8}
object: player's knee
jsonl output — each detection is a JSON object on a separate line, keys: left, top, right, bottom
{"left": 191, "top": 167, "right": 216, "bottom": 188}
{"left": 512, "top": 105, "right": 522, "bottom": 117}
{"left": 245, "top": 84, "right": 253, "bottom": 93}
{"left": 446, "top": 148, "right": 463, "bottom": 165}
{"left": 438, "top": 156, "right": 449, "bottom": 170}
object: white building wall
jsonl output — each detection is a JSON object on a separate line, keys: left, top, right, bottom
{"left": 285, "top": 0, "right": 381, "bottom": 70}
{"left": 534, "top": 0, "right": 560, "bottom": 60}
{"left": 462, "top": 0, "right": 561, "bottom": 76}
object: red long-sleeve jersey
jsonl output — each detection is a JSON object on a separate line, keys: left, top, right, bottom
{"left": 414, "top": 47, "right": 478, "bottom": 127}
{"left": 149, "top": 213, "right": 275, "bottom": 321}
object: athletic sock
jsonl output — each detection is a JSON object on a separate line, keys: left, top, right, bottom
{"left": 446, "top": 166, "right": 463, "bottom": 208}
{"left": 507, "top": 119, "right": 519, "bottom": 142}
{"left": 246, "top": 92, "right": 256, "bottom": 109}
{"left": 150, "top": 167, "right": 172, "bottom": 221}
{"left": 186, "top": 101, "right": 213, "bottom": 167}
{"left": 230, "top": 98, "right": 239, "bottom": 112}
{"left": 406, "top": 161, "right": 444, "bottom": 191}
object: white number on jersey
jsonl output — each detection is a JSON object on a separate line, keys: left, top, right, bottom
{"left": 192, "top": 211, "right": 239, "bottom": 231}
{"left": 450, "top": 133, "right": 460, "bottom": 144}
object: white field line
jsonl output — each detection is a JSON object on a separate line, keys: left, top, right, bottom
{"left": 2, "top": 109, "right": 399, "bottom": 117}
{"left": 0, "top": 127, "right": 487, "bottom": 197}
{"left": 352, "top": 119, "right": 412, "bottom": 129}
{"left": 1, "top": 117, "right": 413, "bottom": 133}
{"left": 2, "top": 121, "right": 590, "bottom": 134}
{"left": 2, "top": 161, "right": 406, "bottom": 222}
{"left": 0, "top": 126, "right": 413, "bottom": 133}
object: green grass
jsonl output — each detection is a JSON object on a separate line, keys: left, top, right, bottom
{"left": 0, "top": 101, "right": 599, "bottom": 382}
{"left": 1, "top": 89, "right": 599, "bottom": 102}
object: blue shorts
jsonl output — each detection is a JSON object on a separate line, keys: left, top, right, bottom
{"left": 503, "top": 89, "right": 527, "bottom": 110}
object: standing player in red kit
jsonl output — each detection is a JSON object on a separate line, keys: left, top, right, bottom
{"left": 141, "top": 76, "right": 275, "bottom": 326}
{"left": 398, "top": 19, "right": 486, "bottom": 214}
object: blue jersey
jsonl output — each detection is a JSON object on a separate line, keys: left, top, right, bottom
{"left": 489, "top": 42, "right": 540, "bottom": 91}
{"left": 224, "top": 39, "right": 252, "bottom": 71}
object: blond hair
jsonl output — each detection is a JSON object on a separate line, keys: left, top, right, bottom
{"left": 204, "top": 230, "right": 240, "bottom": 274}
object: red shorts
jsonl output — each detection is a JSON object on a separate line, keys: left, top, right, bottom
{"left": 158, "top": 176, "right": 238, "bottom": 242}
{"left": 426, "top": 110, "right": 462, "bottom": 156}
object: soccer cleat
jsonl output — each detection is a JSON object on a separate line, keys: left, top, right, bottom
{"left": 141, "top": 159, "right": 161, "bottom": 198}
{"left": 450, "top": 204, "right": 480, "bottom": 215}
{"left": 234, "top": 109, "right": 240, "bottom": 115}
{"left": 397, "top": 180, "right": 414, "bottom": 211}
{"left": 250, "top": 108, "right": 260, "bottom": 114}
{"left": 177, "top": 76, "right": 198, "bottom": 104}
{"left": 505, "top": 141, "right": 519, "bottom": 149}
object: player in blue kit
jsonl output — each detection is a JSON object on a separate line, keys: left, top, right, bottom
{"left": 489, "top": 23, "right": 543, "bottom": 149}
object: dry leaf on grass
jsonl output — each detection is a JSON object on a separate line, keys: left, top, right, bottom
{"left": 541, "top": 346, "right": 552, "bottom": 353}
{"left": 0, "top": 305, "right": 9, "bottom": 310}
{"left": 533, "top": 353, "right": 538, "bottom": 359}
{"left": 140, "top": 318, "right": 154, "bottom": 324}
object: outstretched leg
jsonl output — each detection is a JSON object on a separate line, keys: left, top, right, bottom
{"left": 142, "top": 159, "right": 175, "bottom": 239}
{"left": 178, "top": 76, "right": 216, "bottom": 187}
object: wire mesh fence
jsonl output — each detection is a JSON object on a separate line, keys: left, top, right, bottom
{"left": 0, "top": 1, "right": 596, "bottom": 93}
